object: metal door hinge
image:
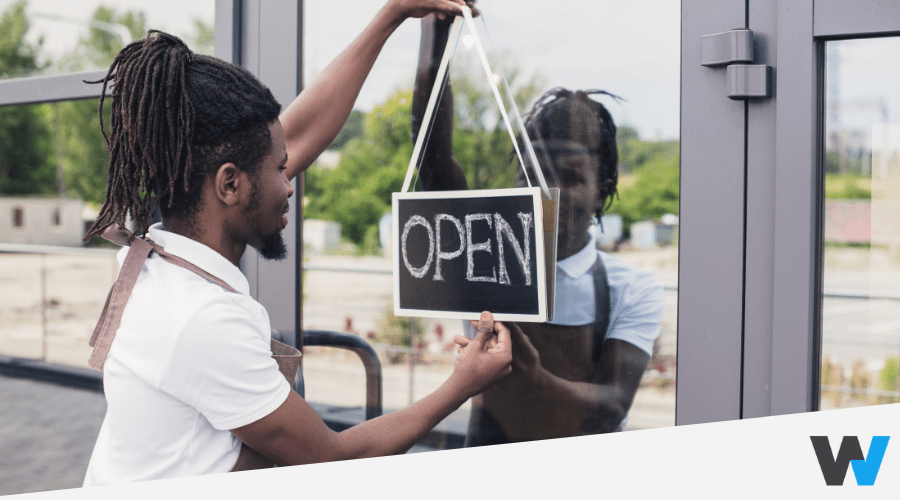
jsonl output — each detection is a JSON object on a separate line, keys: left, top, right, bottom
{"left": 701, "top": 29, "right": 772, "bottom": 100}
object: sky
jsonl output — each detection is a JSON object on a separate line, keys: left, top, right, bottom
{"left": 826, "top": 37, "right": 900, "bottom": 135}
{"left": 2, "top": 0, "right": 681, "bottom": 141}
{"left": 2, "top": 0, "right": 214, "bottom": 51}
{"left": 304, "top": 0, "right": 682, "bottom": 140}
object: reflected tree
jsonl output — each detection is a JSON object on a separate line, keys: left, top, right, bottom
{"left": 0, "top": 0, "right": 55, "bottom": 196}
{"left": 305, "top": 55, "right": 545, "bottom": 251}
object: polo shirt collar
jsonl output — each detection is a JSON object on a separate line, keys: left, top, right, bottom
{"left": 556, "top": 234, "right": 597, "bottom": 279}
{"left": 147, "top": 223, "right": 250, "bottom": 296}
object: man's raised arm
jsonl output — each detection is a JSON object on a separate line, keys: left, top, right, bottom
{"left": 411, "top": 14, "right": 468, "bottom": 191}
{"left": 280, "top": 0, "right": 469, "bottom": 181}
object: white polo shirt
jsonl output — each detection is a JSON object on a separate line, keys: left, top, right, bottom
{"left": 84, "top": 224, "right": 291, "bottom": 486}
{"left": 548, "top": 238, "right": 665, "bottom": 356}
{"left": 465, "top": 237, "right": 665, "bottom": 356}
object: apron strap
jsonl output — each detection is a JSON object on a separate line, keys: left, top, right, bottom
{"left": 87, "top": 229, "right": 154, "bottom": 370}
{"left": 591, "top": 253, "right": 611, "bottom": 363}
{"left": 90, "top": 223, "right": 303, "bottom": 472}
{"left": 88, "top": 223, "right": 239, "bottom": 370}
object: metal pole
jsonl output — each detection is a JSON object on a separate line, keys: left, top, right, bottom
{"left": 40, "top": 254, "right": 48, "bottom": 362}
{"left": 51, "top": 103, "right": 66, "bottom": 197}
{"left": 408, "top": 321, "right": 416, "bottom": 406}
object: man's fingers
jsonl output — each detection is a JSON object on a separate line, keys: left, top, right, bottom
{"left": 472, "top": 311, "right": 494, "bottom": 344}
{"left": 444, "top": 0, "right": 464, "bottom": 16}
{"left": 505, "top": 321, "right": 539, "bottom": 361}
{"left": 465, "top": 1, "right": 481, "bottom": 17}
{"left": 506, "top": 321, "right": 527, "bottom": 343}
{"left": 453, "top": 335, "right": 471, "bottom": 347}
{"left": 489, "top": 321, "right": 512, "bottom": 355}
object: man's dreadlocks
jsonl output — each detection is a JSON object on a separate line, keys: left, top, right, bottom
{"left": 84, "top": 30, "right": 282, "bottom": 241}
{"left": 520, "top": 87, "right": 622, "bottom": 218}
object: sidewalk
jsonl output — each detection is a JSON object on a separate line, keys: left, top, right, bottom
{"left": 0, "top": 374, "right": 106, "bottom": 495}
{"left": 0, "top": 356, "right": 674, "bottom": 497}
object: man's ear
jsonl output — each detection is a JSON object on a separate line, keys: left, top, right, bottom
{"left": 213, "top": 163, "right": 248, "bottom": 206}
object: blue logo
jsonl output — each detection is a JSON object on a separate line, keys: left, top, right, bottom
{"left": 810, "top": 436, "right": 890, "bottom": 486}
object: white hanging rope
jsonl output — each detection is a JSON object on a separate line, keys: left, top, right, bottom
{"left": 401, "top": 6, "right": 550, "bottom": 197}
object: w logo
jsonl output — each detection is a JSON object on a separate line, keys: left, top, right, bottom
{"left": 810, "top": 436, "right": 890, "bottom": 486}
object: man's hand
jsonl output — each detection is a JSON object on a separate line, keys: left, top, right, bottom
{"left": 387, "top": 0, "right": 466, "bottom": 22}
{"left": 457, "top": 320, "right": 549, "bottom": 390}
{"left": 505, "top": 321, "right": 550, "bottom": 389}
{"left": 450, "top": 311, "right": 512, "bottom": 397}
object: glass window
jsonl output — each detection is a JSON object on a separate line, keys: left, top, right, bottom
{"left": 820, "top": 36, "right": 900, "bottom": 409}
{"left": 0, "top": 97, "right": 115, "bottom": 365}
{"left": 302, "top": 0, "right": 679, "bottom": 444}
{"left": 0, "top": 0, "right": 215, "bottom": 81}
{"left": 0, "top": 100, "right": 110, "bottom": 207}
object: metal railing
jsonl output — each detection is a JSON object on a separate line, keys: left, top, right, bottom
{"left": 6, "top": 242, "right": 900, "bottom": 300}
{"left": 4, "top": 244, "right": 900, "bottom": 388}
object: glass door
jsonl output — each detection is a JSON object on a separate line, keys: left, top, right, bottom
{"left": 680, "top": 0, "right": 900, "bottom": 421}
{"left": 301, "top": 0, "right": 682, "bottom": 440}
{"left": 819, "top": 36, "right": 900, "bottom": 409}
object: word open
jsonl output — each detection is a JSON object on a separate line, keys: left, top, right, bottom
{"left": 400, "top": 212, "right": 534, "bottom": 286}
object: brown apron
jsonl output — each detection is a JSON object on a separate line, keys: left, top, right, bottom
{"left": 88, "top": 224, "right": 301, "bottom": 472}
{"left": 466, "top": 255, "right": 613, "bottom": 445}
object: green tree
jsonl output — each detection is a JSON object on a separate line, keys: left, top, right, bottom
{"left": 305, "top": 91, "right": 415, "bottom": 244}
{"left": 607, "top": 152, "right": 680, "bottom": 231}
{"left": 49, "top": 6, "right": 147, "bottom": 204}
{"left": 58, "top": 6, "right": 146, "bottom": 71}
{"left": 605, "top": 128, "right": 680, "bottom": 232}
{"left": 190, "top": 19, "right": 214, "bottom": 56}
{"left": 305, "top": 55, "right": 545, "bottom": 250}
{"left": 447, "top": 51, "right": 545, "bottom": 190}
{"left": 0, "top": 0, "right": 43, "bottom": 77}
{"left": 0, "top": 1, "right": 55, "bottom": 196}
{"left": 328, "top": 109, "right": 365, "bottom": 150}
{"left": 52, "top": 98, "right": 111, "bottom": 204}
{"left": 878, "top": 357, "right": 899, "bottom": 404}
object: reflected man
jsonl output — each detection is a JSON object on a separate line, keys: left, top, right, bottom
{"left": 412, "top": 14, "right": 665, "bottom": 443}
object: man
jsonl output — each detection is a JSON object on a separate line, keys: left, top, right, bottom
{"left": 83, "top": 0, "right": 510, "bottom": 484}
{"left": 412, "top": 14, "right": 665, "bottom": 444}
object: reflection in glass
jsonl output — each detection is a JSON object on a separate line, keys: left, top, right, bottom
{"left": 301, "top": 1, "right": 679, "bottom": 441}
{"left": 0, "top": 99, "right": 116, "bottom": 366}
{"left": 821, "top": 37, "right": 900, "bottom": 409}
{"left": 414, "top": 15, "right": 668, "bottom": 443}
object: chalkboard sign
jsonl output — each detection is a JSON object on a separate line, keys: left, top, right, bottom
{"left": 392, "top": 187, "right": 557, "bottom": 322}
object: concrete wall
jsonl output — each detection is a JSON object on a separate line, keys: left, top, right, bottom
{"left": 303, "top": 219, "right": 341, "bottom": 254}
{"left": 0, "top": 198, "right": 84, "bottom": 246}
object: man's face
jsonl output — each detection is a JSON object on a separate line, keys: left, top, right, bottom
{"left": 243, "top": 120, "right": 293, "bottom": 261}
{"left": 517, "top": 139, "right": 601, "bottom": 256}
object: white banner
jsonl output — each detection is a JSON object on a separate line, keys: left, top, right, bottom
{"left": 14, "top": 404, "right": 900, "bottom": 499}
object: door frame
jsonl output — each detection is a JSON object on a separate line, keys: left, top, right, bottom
{"left": 678, "top": 0, "right": 900, "bottom": 424}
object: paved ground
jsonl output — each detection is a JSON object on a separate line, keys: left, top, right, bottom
{"left": 0, "top": 374, "right": 106, "bottom": 495}
{"left": 0, "top": 363, "right": 674, "bottom": 497}
{"left": 0, "top": 370, "right": 452, "bottom": 497}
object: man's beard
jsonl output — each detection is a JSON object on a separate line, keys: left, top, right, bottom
{"left": 244, "top": 180, "right": 288, "bottom": 261}
{"left": 253, "top": 230, "right": 288, "bottom": 261}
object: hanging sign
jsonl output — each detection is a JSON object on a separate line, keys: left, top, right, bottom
{"left": 392, "top": 7, "right": 558, "bottom": 322}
